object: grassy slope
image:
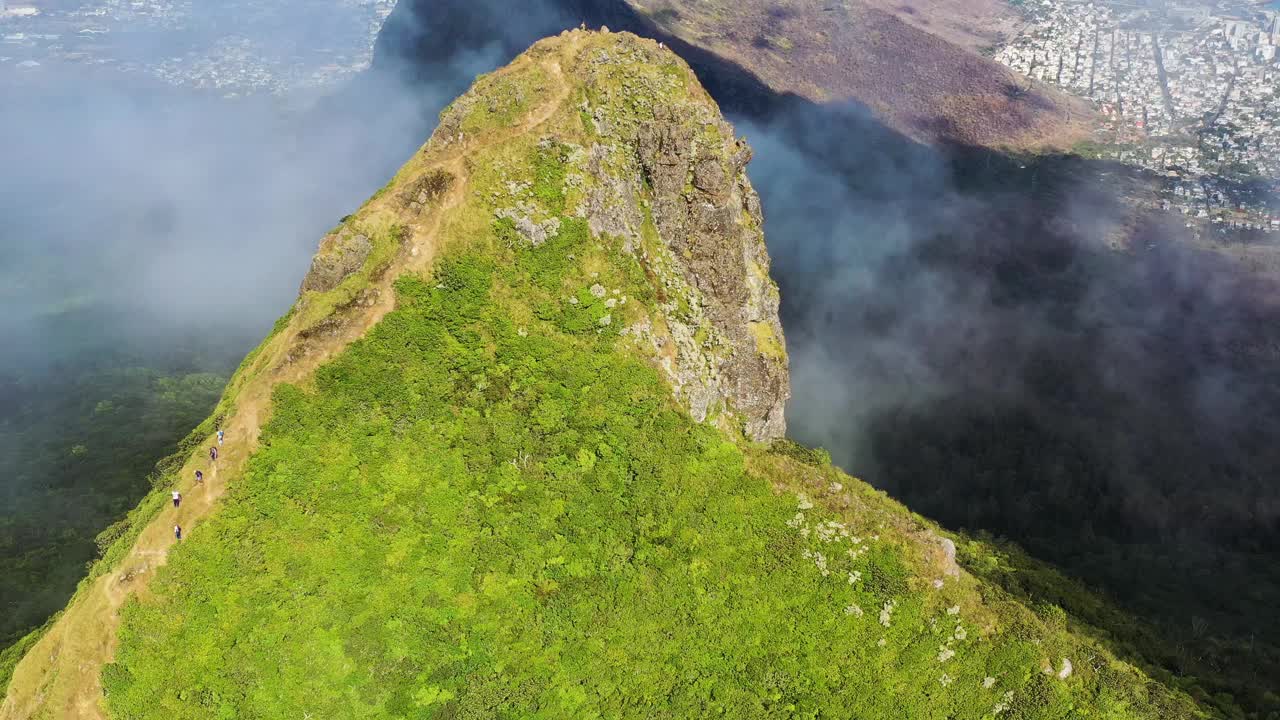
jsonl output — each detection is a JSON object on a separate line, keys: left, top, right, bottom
{"left": 0, "top": 321, "right": 286, "bottom": 710}
{"left": 0, "top": 34, "right": 555, "bottom": 720}
{"left": 102, "top": 253, "right": 1193, "bottom": 719}
{"left": 90, "top": 31, "right": 1203, "bottom": 720}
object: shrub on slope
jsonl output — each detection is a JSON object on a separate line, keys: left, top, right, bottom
{"left": 105, "top": 251, "right": 1197, "bottom": 718}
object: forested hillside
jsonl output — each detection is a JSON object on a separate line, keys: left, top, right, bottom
{"left": 0, "top": 324, "right": 229, "bottom": 654}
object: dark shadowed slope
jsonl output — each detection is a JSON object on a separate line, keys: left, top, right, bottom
{"left": 617, "top": 0, "right": 1096, "bottom": 149}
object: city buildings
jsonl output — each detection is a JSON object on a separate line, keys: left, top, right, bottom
{"left": 0, "top": 0, "right": 397, "bottom": 95}
{"left": 996, "top": 0, "right": 1280, "bottom": 234}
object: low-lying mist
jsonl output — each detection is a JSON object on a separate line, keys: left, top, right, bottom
{"left": 1, "top": 72, "right": 414, "bottom": 371}
{"left": 0, "top": 34, "right": 485, "bottom": 646}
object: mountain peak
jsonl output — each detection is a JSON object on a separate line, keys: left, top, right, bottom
{"left": 303, "top": 29, "right": 789, "bottom": 441}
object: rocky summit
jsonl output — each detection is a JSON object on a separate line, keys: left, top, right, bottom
{"left": 3, "top": 31, "right": 1207, "bottom": 720}
{"left": 430, "top": 32, "right": 789, "bottom": 441}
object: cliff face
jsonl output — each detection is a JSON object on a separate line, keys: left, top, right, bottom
{"left": 320, "top": 30, "right": 791, "bottom": 440}
{"left": 540, "top": 36, "right": 788, "bottom": 439}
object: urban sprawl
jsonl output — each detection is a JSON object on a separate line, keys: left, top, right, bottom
{"left": 0, "top": 0, "right": 395, "bottom": 94}
{"left": 997, "top": 0, "right": 1280, "bottom": 235}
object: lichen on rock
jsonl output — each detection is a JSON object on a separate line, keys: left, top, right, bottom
{"left": 565, "top": 34, "right": 790, "bottom": 441}
{"left": 495, "top": 203, "right": 562, "bottom": 246}
{"left": 299, "top": 229, "right": 373, "bottom": 293}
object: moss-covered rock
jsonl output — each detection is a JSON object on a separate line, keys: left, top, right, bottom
{"left": 561, "top": 32, "right": 789, "bottom": 441}
{"left": 405, "top": 29, "right": 790, "bottom": 441}
{"left": 299, "top": 229, "right": 373, "bottom": 293}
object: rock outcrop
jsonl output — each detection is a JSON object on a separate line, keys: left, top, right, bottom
{"left": 428, "top": 30, "right": 790, "bottom": 440}
{"left": 632, "top": 103, "right": 788, "bottom": 440}
{"left": 559, "top": 37, "right": 789, "bottom": 440}
{"left": 299, "top": 229, "right": 373, "bottom": 293}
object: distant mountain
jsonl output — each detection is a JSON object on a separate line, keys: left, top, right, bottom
{"left": 375, "top": 0, "right": 1094, "bottom": 149}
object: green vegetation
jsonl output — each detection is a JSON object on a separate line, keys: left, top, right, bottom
{"left": 0, "top": 368, "right": 226, "bottom": 692}
{"left": 765, "top": 34, "right": 795, "bottom": 52}
{"left": 454, "top": 65, "right": 550, "bottom": 135}
{"left": 956, "top": 533, "right": 1279, "bottom": 720}
{"left": 0, "top": 618, "right": 51, "bottom": 698}
{"left": 297, "top": 223, "right": 406, "bottom": 332}
{"left": 868, "top": 389, "right": 1280, "bottom": 720}
{"left": 1070, "top": 139, "right": 1116, "bottom": 160}
{"left": 532, "top": 141, "right": 570, "bottom": 212}
{"left": 3, "top": 31, "right": 1211, "bottom": 719}
{"left": 104, "top": 238, "right": 1199, "bottom": 718}
{"left": 769, "top": 437, "right": 832, "bottom": 467}
{"left": 750, "top": 320, "right": 787, "bottom": 361}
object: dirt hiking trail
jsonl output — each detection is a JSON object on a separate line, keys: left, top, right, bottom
{"left": 0, "top": 35, "right": 582, "bottom": 720}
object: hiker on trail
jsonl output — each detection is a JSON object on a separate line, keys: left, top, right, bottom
{"left": 217, "top": 429, "right": 224, "bottom": 445}
{"left": 210, "top": 445, "right": 218, "bottom": 462}
{"left": 195, "top": 469, "right": 203, "bottom": 484}
{"left": 174, "top": 525, "right": 182, "bottom": 540}
{"left": 172, "top": 490, "right": 181, "bottom": 508}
